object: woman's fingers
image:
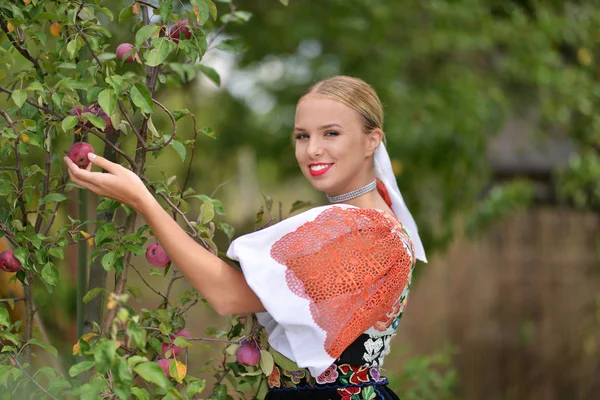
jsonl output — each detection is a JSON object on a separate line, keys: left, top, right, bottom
{"left": 87, "top": 153, "right": 121, "bottom": 175}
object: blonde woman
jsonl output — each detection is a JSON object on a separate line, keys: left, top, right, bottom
{"left": 65, "top": 76, "right": 427, "bottom": 399}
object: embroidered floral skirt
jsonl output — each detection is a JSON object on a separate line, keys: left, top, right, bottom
{"left": 264, "top": 364, "right": 400, "bottom": 400}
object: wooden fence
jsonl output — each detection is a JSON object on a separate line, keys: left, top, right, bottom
{"left": 391, "top": 208, "right": 600, "bottom": 399}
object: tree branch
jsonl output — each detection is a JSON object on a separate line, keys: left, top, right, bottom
{"left": 9, "top": 355, "right": 60, "bottom": 400}
{"left": 0, "top": 296, "right": 25, "bottom": 304}
{"left": 147, "top": 98, "right": 176, "bottom": 151}
{"left": 0, "top": 108, "right": 28, "bottom": 226}
{"left": 0, "top": 15, "right": 44, "bottom": 79}
{"left": 0, "top": 87, "right": 62, "bottom": 118}
{"left": 34, "top": 126, "right": 52, "bottom": 234}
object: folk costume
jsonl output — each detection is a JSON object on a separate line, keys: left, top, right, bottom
{"left": 227, "top": 143, "right": 426, "bottom": 399}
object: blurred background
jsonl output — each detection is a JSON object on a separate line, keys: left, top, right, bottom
{"left": 3, "top": 0, "right": 600, "bottom": 399}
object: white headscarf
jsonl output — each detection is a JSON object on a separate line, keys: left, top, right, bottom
{"left": 374, "top": 143, "right": 427, "bottom": 263}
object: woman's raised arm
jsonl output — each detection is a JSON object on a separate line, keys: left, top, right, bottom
{"left": 64, "top": 153, "right": 265, "bottom": 315}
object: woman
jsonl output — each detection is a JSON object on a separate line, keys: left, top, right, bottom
{"left": 64, "top": 76, "right": 427, "bottom": 399}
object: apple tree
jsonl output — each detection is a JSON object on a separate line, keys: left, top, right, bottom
{"left": 0, "top": 0, "right": 290, "bottom": 398}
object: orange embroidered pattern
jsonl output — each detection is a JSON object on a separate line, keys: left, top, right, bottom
{"left": 270, "top": 207, "right": 414, "bottom": 359}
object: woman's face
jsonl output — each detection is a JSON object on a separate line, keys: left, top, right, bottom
{"left": 294, "top": 95, "right": 379, "bottom": 196}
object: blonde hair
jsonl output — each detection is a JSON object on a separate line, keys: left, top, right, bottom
{"left": 301, "top": 76, "right": 384, "bottom": 138}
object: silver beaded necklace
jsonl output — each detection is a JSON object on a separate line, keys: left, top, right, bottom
{"left": 326, "top": 180, "right": 377, "bottom": 203}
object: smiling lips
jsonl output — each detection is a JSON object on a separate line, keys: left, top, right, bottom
{"left": 309, "top": 163, "right": 334, "bottom": 176}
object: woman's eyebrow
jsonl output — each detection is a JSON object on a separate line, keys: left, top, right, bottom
{"left": 294, "top": 123, "right": 343, "bottom": 131}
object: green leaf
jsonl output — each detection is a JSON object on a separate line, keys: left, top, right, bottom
{"left": 172, "top": 109, "right": 189, "bottom": 121}
{"left": 68, "top": 361, "right": 95, "bottom": 377}
{"left": 13, "top": 247, "right": 28, "bottom": 266}
{"left": 192, "top": 0, "right": 210, "bottom": 25}
{"left": 200, "top": 200, "right": 215, "bottom": 224}
{"left": 105, "top": 75, "right": 123, "bottom": 95}
{"left": 118, "top": 5, "right": 134, "bottom": 23}
{"left": 0, "top": 181, "right": 12, "bottom": 196}
{"left": 268, "top": 346, "right": 299, "bottom": 371}
{"left": 41, "top": 262, "right": 59, "bottom": 286}
{"left": 94, "top": 339, "right": 117, "bottom": 374}
{"left": 49, "top": 246, "right": 64, "bottom": 260}
{"left": 41, "top": 193, "right": 67, "bottom": 204}
{"left": 86, "top": 114, "right": 106, "bottom": 131}
{"left": 61, "top": 116, "right": 79, "bottom": 131}
{"left": 66, "top": 39, "right": 79, "bottom": 60}
{"left": 0, "top": 306, "right": 10, "bottom": 328}
{"left": 209, "top": 383, "right": 227, "bottom": 400}
{"left": 83, "top": 287, "right": 105, "bottom": 303}
{"left": 279, "top": 0, "right": 289, "bottom": 5}
{"left": 131, "top": 387, "right": 151, "bottom": 400}
{"left": 101, "top": 251, "right": 117, "bottom": 271}
{"left": 159, "top": 0, "right": 173, "bottom": 23}
{"left": 197, "top": 64, "right": 220, "bottom": 86}
{"left": 98, "top": 88, "right": 117, "bottom": 117}
{"left": 11, "top": 89, "right": 27, "bottom": 109}
{"left": 133, "top": 362, "right": 171, "bottom": 389}
{"left": 95, "top": 223, "right": 117, "bottom": 246}
{"left": 170, "top": 140, "right": 186, "bottom": 162}
{"left": 173, "top": 336, "right": 192, "bottom": 347}
{"left": 130, "top": 83, "right": 153, "bottom": 114}
{"left": 27, "top": 338, "right": 58, "bottom": 357}
{"left": 135, "top": 24, "right": 161, "bottom": 48}
{"left": 259, "top": 350, "right": 274, "bottom": 375}
{"left": 204, "top": 0, "right": 217, "bottom": 20}
{"left": 145, "top": 37, "right": 173, "bottom": 67}
{"left": 187, "top": 379, "right": 206, "bottom": 396}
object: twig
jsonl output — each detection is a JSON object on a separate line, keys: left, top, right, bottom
{"left": 0, "top": 296, "right": 25, "bottom": 303}
{"left": 34, "top": 126, "right": 52, "bottom": 234}
{"left": 180, "top": 114, "right": 200, "bottom": 196}
{"left": 0, "top": 15, "right": 44, "bottom": 79}
{"left": 9, "top": 355, "right": 60, "bottom": 400}
{"left": 207, "top": 368, "right": 231, "bottom": 398}
{"left": 176, "top": 299, "right": 198, "bottom": 317}
{"left": 0, "top": 166, "right": 17, "bottom": 170}
{"left": 164, "top": 268, "right": 179, "bottom": 305}
{"left": 74, "top": 3, "right": 103, "bottom": 70}
{"left": 206, "top": 3, "right": 237, "bottom": 51}
{"left": 0, "top": 87, "right": 62, "bottom": 118}
{"left": 147, "top": 98, "right": 177, "bottom": 151}
{"left": 136, "top": 0, "right": 158, "bottom": 10}
{"left": 118, "top": 100, "right": 146, "bottom": 148}
{"left": 0, "top": 109, "right": 28, "bottom": 226}
{"left": 131, "top": 264, "right": 168, "bottom": 302}
{"left": 189, "top": 337, "right": 239, "bottom": 344}
{"left": 210, "top": 178, "right": 234, "bottom": 198}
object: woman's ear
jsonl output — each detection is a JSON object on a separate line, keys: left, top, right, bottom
{"left": 366, "top": 128, "right": 383, "bottom": 156}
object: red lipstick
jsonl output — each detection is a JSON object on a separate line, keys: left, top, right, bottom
{"left": 308, "top": 163, "right": 333, "bottom": 177}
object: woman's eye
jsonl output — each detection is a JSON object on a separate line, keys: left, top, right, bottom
{"left": 325, "top": 131, "right": 339, "bottom": 136}
{"left": 295, "top": 133, "right": 309, "bottom": 140}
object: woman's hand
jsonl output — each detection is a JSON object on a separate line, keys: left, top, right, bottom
{"left": 63, "top": 153, "right": 151, "bottom": 212}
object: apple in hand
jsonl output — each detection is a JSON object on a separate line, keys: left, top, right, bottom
{"left": 146, "top": 243, "right": 170, "bottom": 267}
{"left": 0, "top": 250, "right": 23, "bottom": 273}
{"left": 162, "top": 329, "right": 191, "bottom": 357}
{"left": 68, "top": 142, "right": 94, "bottom": 168}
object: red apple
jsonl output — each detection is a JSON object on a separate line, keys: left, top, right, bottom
{"left": 145, "top": 243, "right": 170, "bottom": 267}
{"left": 236, "top": 340, "right": 261, "bottom": 366}
{"left": 161, "top": 329, "right": 191, "bottom": 357}
{"left": 156, "top": 358, "right": 172, "bottom": 378}
{"left": 116, "top": 43, "right": 136, "bottom": 62}
{"left": 0, "top": 250, "right": 23, "bottom": 273}
{"left": 169, "top": 20, "right": 192, "bottom": 43}
{"left": 68, "top": 142, "right": 94, "bottom": 168}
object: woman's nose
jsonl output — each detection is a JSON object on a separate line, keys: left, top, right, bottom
{"left": 306, "top": 138, "right": 323, "bottom": 158}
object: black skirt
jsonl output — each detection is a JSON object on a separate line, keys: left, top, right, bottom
{"left": 265, "top": 382, "right": 400, "bottom": 399}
